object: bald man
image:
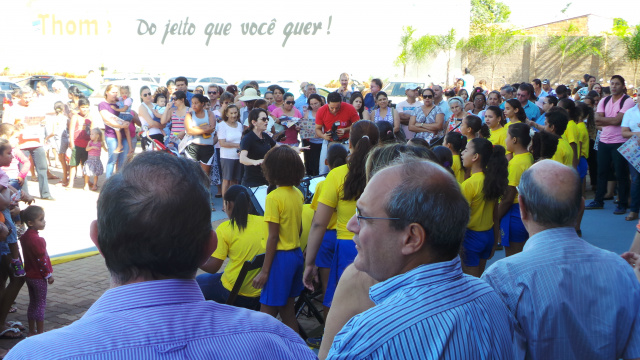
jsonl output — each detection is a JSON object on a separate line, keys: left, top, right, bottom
{"left": 483, "top": 160, "right": 640, "bottom": 360}
{"left": 326, "top": 161, "right": 515, "bottom": 359}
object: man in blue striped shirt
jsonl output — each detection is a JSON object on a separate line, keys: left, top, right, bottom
{"left": 326, "top": 161, "right": 516, "bottom": 359}
{"left": 6, "top": 152, "right": 315, "bottom": 360}
{"left": 483, "top": 160, "right": 640, "bottom": 360}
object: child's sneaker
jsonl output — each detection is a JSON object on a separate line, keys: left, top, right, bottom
{"left": 10, "top": 259, "right": 25, "bottom": 277}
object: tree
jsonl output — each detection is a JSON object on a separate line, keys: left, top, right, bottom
{"left": 470, "top": 0, "right": 511, "bottom": 34}
{"left": 461, "top": 26, "right": 521, "bottom": 89}
{"left": 612, "top": 18, "right": 630, "bottom": 37}
{"left": 411, "top": 35, "right": 437, "bottom": 77}
{"left": 548, "top": 23, "right": 597, "bottom": 82}
{"left": 394, "top": 26, "right": 416, "bottom": 78}
{"left": 622, "top": 25, "right": 640, "bottom": 87}
{"left": 434, "top": 29, "right": 457, "bottom": 88}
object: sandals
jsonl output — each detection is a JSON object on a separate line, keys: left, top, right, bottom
{"left": 0, "top": 327, "right": 22, "bottom": 339}
{"left": 6, "top": 321, "right": 25, "bottom": 331}
{"left": 8, "top": 306, "right": 16, "bottom": 313}
{"left": 626, "top": 212, "right": 639, "bottom": 221}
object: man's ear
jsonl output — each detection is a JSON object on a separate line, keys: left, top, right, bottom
{"left": 89, "top": 220, "right": 103, "bottom": 256}
{"left": 518, "top": 196, "right": 528, "bottom": 221}
{"left": 401, "top": 223, "right": 426, "bottom": 256}
{"left": 200, "top": 230, "right": 218, "bottom": 266}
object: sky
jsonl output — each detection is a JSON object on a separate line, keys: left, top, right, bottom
{"left": 502, "top": 0, "right": 640, "bottom": 28}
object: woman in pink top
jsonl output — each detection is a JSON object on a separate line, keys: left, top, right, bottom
{"left": 270, "top": 93, "right": 302, "bottom": 146}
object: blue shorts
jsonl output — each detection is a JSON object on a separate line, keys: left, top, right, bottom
{"left": 260, "top": 248, "right": 304, "bottom": 307}
{"left": 119, "top": 113, "right": 133, "bottom": 122}
{"left": 500, "top": 203, "right": 529, "bottom": 247}
{"left": 463, "top": 229, "right": 494, "bottom": 267}
{"left": 324, "top": 239, "right": 358, "bottom": 308}
{"left": 577, "top": 156, "right": 588, "bottom": 180}
{"left": 315, "top": 229, "right": 337, "bottom": 268}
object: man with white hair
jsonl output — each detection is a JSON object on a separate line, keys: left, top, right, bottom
{"left": 50, "top": 81, "right": 68, "bottom": 103}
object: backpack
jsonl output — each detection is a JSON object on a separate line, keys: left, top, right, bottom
{"left": 603, "top": 94, "right": 630, "bottom": 109}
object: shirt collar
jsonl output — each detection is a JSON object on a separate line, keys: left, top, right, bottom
{"left": 523, "top": 226, "right": 581, "bottom": 252}
{"left": 84, "top": 279, "right": 205, "bottom": 317}
{"left": 369, "top": 257, "right": 464, "bottom": 305}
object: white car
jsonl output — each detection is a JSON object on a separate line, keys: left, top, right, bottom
{"left": 382, "top": 80, "right": 426, "bottom": 107}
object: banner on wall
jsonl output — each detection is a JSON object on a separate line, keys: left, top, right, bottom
{"left": 1, "top": 0, "right": 470, "bottom": 82}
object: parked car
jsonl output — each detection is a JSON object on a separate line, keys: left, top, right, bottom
{"left": 382, "top": 80, "right": 426, "bottom": 107}
{"left": 15, "top": 75, "right": 94, "bottom": 97}
{"left": 236, "top": 80, "right": 267, "bottom": 92}
{"left": 0, "top": 79, "right": 19, "bottom": 120}
{"left": 191, "top": 77, "right": 229, "bottom": 91}
{"left": 88, "top": 80, "right": 159, "bottom": 129}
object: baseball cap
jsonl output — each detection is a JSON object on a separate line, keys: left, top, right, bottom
{"left": 542, "top": 79, "right": 550, "bottom": 85}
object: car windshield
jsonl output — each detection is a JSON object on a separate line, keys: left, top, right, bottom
{"left": 383, "top": 82, "right": 425, "bottom": 97}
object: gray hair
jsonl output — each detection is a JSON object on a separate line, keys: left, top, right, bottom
{"left": 382, "top": 161, "right": 469, "bottom": 261}
{"left": 305, "top": 83, "right": 316, "bottom": 91}
{"left": 518, "top": 165, "right": 582, "bottom": 227}
{"left": 18, "top": 86, "right": 34, "bottom": 97}
{"left": 208, "top": 83, "right": 218, "bottom": 89}
{"left": 500, "top": 85, "right": 515, "bottom": 96}
{"left": 448, "top": 96, "right": 464, "bottom": 108}
{"left": 432, "top": 84, "right": 443, "bottom": 91}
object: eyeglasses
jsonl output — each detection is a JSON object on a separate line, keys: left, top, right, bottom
{"left": 355, "top": 208, "right": 400, "bottom": 227}
{"left": 423, "top": 95, "right": 433, "bottom": 99}
{"left": 257, "top": 117, "right": 268, "bottom": 121}
{"left": 208, "top": 91, "right": 217, "bottom": 95}
{"left": 142, "top": 93, "right": 151, "bottom": 97}
{"left": 285, "top": 101, "right": 295, "bottom": 105}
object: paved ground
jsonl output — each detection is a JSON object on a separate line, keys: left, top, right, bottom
{"left": 0, "top": 158, "right": 634, "bottom": 353}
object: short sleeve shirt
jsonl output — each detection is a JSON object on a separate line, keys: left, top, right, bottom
{"left": 212, "top": 215, "right": 267, "bottom": 297}
{"left": 263, "top": 186, "right": 304, "bottom": 250}
{"left": 562, "top": 120, "right": 579, "bottom": 145}
{"left": 552, "top": 138, "right": 574, "bottom": 168}
{"left": 598, "top": 95, "right": 635, "bottom": 144}
{"left": 508, "top": 152, "right": 534, "bottom": 204}
{"left": 412, "top": 105, "right": 444, "bottom": 142}
{"left": 240, "top": 131, "right": 275, "bottom": 186}
{"left": 318, "top": 164, "right": 356, "bottom": 240}
{"left": 622, "top": 105, "right": 640, "bottom": 133}
{"left": 99, "top": 101, "right": 122, "bottom": 139}
{"left": 315, "top": 103, "right": 360, "bottom": 141}
{"left": 311, "top": 180, "right": 337, "bottom": 230}
{"left": 576, "top": 122, "right": 590, "bottom": 159}
{"left": 217, "top": 121, "right": 243, "bottom": 159}
{"left": 461, "top": 172, "right": 495, "bottom": 231}
{"left": 452, "top": 155, "right": 465, "bottom": 184}
{"left": 488, "top": 126, "right": 507, "bottom": 147}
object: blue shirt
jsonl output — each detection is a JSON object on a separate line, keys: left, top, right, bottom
{"left": 536, "top": 113, "right": 546, "bottom": 127}
{"left": 294, "top": 94, "right": 307, "bottom": 114}
{"left": 523, "top": 100, "right": 540, "bottom": 121}
{"left": 437, "top": 99, "right": 452, "bottom": 121}
{"left": 185, "top": 91, "right": 194, "bottom": 104}
{"left": 6, "top": 279, "right": 316, "bottom": 360}
{"left": 327, "top": 257, "right": 515, "bottom": 359}
{"left": 482, "top": 227, "right": 640, "bottom": 360}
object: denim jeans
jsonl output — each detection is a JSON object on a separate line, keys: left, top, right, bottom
{"left": 195, "top": 272, "right": 260, "bottom": 310}
{"left": 105, "top": 136, "right": 130, "bottom": 179}
{"left": 630, "top": 164, "right": 640, "bottom": 213}
{"left": 21, "top": 146, "right": 50, "bottom": 198}
{"left": 595, "top": 142, "right": 629, "bottom": 207}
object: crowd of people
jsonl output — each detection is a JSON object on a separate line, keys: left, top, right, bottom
{"left": 0, "top": 72, "right": 639, "bottom": 359}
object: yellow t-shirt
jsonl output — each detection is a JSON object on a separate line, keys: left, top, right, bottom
{"left": 311, "top": 180, "right": 337, "bottom": 230}
{"left": 318, "top": 164, "right": 356, "bottom": 240}
{"left": 461, "top": 172, "right": 495, "bottom": 232}
{"left": 263, "top": 186, "right": 304, "bottom": 250}
{"left": 300, "top": 204, "right": 314, "bottom": 251}
{"left": 213, "top": 215, "right": 267, "bottom": 297}
{"left": 507, "top": 152, "right": 534, "bottom": 204}
{"left": 552, "top": 138, "right": 574, "bottom": 167}
{"left": 562, "top": 120, "right": 579, "bottom": 145}
{"left": 576, "top": 122, "right": 589, "bottom": 159}
{"left": 452, "top": 155, "right": 465, "bottom": 184}
{"left": 503, "top": 121, "right": 516, "bottom": 155}
{"left": 488, "top": 126, "right": 507, "bottom": 147}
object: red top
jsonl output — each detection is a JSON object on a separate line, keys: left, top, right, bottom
{"left": 315, "top": 102, "right": 360, "bottom": 140}
{"left": 19, "top": 228, "right": 52, "bottom": 279}
{"left": 73, "top": 116, "right": 92, "bottom": 148}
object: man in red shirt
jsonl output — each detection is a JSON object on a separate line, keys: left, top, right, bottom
{"left": 315, "top": 92, "right": 360, "bottom": 144}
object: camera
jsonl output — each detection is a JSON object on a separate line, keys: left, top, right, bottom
{"left": 329, "top": 121, "right": 340, "bottom": 142}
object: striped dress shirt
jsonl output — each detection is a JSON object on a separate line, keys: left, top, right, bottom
{"left": 327, "top": 256, "right": 516, "bottom": 359}
{"left": 6, "top": 279, "right": 316, "bottom": 360}
{"left": 482, "top": 227, "right": 640, "bottom": 360}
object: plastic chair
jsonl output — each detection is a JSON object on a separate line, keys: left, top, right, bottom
{"left": 226, "top": 253, "right": 265, "bottom": 308}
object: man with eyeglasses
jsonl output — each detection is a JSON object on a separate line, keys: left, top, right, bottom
{"left": 483, "top": 160, "right": 640, "bottom": 359}
{"left": 515, "top": 83, "right": 540, "bottom": 122}
{"left": 326, "top": 160, "right": 515, "bottom": 359}
{"left": 207, "top": 84, "right": 220, "bottom": 111}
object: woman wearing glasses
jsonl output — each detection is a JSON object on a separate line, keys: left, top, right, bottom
{"left": 270, "top": 92, "right": 302, "bottom": 146}
{"left": 138, "top": 86, "right": 166, "bottom": 145}
{"left": 408, "top": 88, "right": 445, "bottom": 144}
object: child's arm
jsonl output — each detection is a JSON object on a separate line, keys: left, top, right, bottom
{"left": 110, "top": 104, "right": 126, "bottom": 113}
{"left": 252, "top": 222, "right": 279, "bottom": 289}
{"left": 33, "top": 236, "right": 53, "bottom": 280}
{"left": 13, "top": 149, "right": 31, "bottom": 186}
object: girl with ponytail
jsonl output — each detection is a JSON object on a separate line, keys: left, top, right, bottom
{"left": 498, "top": 122, "right": 534, "bottom": 257}
{"left": 460, "top": 114, "right": 490, "bottom": 140}
{"left": 460, "top": 138, "right": 508, "bottom": 277}
{"left": 304, "top": 120, "right": 379, "bottom": 315}
{"left": 444, "top": 131, "right": 467, "bottom": 183}
{"left": 196, "top": 185, "right": 264, "bottom": 310}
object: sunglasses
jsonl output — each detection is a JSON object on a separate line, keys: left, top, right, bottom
{"left": 423, "top": 95, "right": 434, "bottom": 99}
{"left": 208, "top": 91, "right": 217, "bottom": 95}
{"left": 257, "top": 117, "right": 268, "bottom": 121}
{"left": 142, "top": 93, "right": 151, "bottom": 97}
{"left": 285, "top": 101, "right": 295, "bottom": 105}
